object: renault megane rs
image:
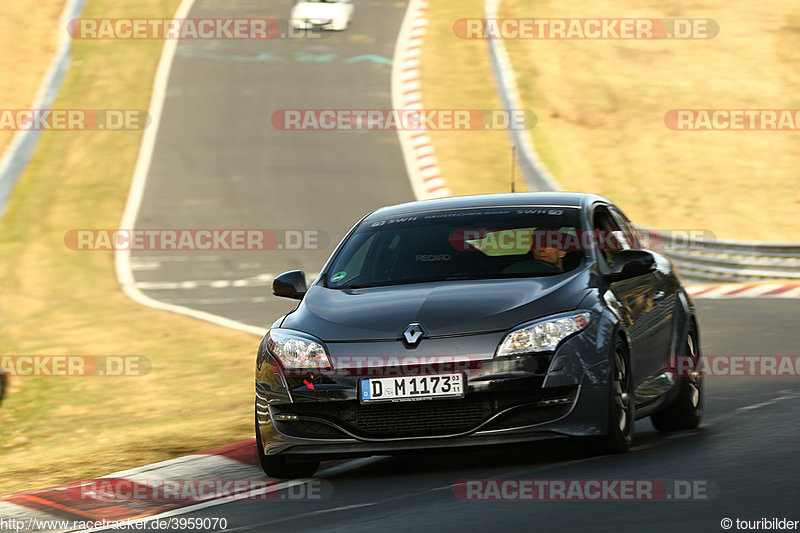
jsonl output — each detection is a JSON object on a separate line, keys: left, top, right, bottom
{"left": 255, "top": 193, "right": 702, "bottom": 478}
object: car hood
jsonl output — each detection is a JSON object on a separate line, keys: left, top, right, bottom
{"left": 280, "top": 268, "right": 591, "bottom": 341}
{"left": 291, "top": 3, "right": 346, "bottom": 19}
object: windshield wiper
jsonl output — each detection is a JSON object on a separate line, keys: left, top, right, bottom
{"left": 338, "top": 282, "right": 388, "bottom": 289}
{"left": 339, "top": 275, "right": 496, "bottom": 289}
{"left": 335, "top": 272, "right": 562, "bottom": 290}
{"left": 338, "top": 278, "right": 441, "bottom": 289}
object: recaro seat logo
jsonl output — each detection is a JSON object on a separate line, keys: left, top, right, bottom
{"left": 416, "top": 254, "right": 451, "bottom": 262}
{"left": 402, "top": 323, "right": 426, "bottom": 346}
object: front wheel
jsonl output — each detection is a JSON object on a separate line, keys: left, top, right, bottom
{"left": 582, "top": 338, "right": 634, "bottom": 454}
{"left": 651, "top": 327, "right": 703, "bottom": 431}
{"left": 255, "top": 407, "right": 319, "bottom": 478}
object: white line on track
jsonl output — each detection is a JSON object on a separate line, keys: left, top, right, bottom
{"left": 129, "top": 261, "right": 161, "bottom": 271}
{"left": 738, "top": 401, "right": 779, "bottom": 411}
{"left": 112, "top": 0, "right": 264, "bottom": 337}
{"left": 132, "top": 273, "right": 318, "bottom": 292}
{"left": 737, "top": 391, "right": 800, "bottom": 411}
{"left": 162, "top": 296, "right": 271, "bottom": 305}
{"left": 665, "top": 431, "right": 699, "bottom": 440}
{"left": 224, "top": 503, "right": 381, "bottom": 532}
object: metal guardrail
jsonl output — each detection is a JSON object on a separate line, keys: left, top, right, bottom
{"left": 0, "top": 0, "right": 88, "bottom": 218}
{"left": 636, "top": 228, "right": 800, "bottom": 282}
{"left": 484, "top": 0, "right": 560, "bottom": 193}
{"left": 484, "top": 0, "right": 800, "bottom": 283}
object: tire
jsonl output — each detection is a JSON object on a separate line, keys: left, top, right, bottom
{"left": 582, "top": 337, "right": 634, "bottom": 454}
{"left": 651, "top": 326, "right": 703, "bottom": 431}
{"left": 255, "top": 406, "right": 319, "bottom": 479}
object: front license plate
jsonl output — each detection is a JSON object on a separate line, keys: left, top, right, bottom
{"left": 359, "top": 374, "right": 465, "bottom": 403}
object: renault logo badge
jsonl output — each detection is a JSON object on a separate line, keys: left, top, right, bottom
{"left": 402, "top": 323, "right": 426, "bottom": 346}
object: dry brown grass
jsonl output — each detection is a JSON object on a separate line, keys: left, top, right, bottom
{"left": 422, "top": 0, "right": 800, "bottom": 241}
{"left": 0, "top": 0, "right": 67, "bottom": 154}
{"left": 0, "top": 0, "right": 260, "bottom": 495}
{"left": 501, "top": 0, "right": 800, "bottom": 241}
{"left": 421, "top": 0, "right": 528, "bottom": 196}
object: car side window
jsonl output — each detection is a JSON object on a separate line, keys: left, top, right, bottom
{"left": 592, "top": 205, "right": 625, "bottom": 268}
{"left": 332, "top": 233, "right": 376, "bottom": 284}
{"left": 609, "top": 207, "right": 640, "bottom": 249}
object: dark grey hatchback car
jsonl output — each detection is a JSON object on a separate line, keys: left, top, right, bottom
{"left": 255, "top": 193, "right": 702, "bottom": 478}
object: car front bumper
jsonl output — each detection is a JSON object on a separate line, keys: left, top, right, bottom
{"left": 256, "top": 316, "right": 614, "bottom": 457}
{"left": 291, "top": 18, "right": 338, "bottom": 30}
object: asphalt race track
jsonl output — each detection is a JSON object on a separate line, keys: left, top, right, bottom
{"left": 103, "top": 300, "right": 797, "bottom": 533}
{"left": 121, "top": 0, "right": 800, "bottom": 531}
{"left": 130, "top": 0, "right": 413, "bottom": 328}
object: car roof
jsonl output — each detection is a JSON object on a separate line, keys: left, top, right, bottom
{"left": 365, "top": 192, "right": 611, "bottom": 220}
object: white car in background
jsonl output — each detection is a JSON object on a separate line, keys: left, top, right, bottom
{"left": 291, "top": 0, "right": 353, "bottom": 31}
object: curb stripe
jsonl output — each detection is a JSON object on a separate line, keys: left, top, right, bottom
{"left": 687, "top": 283, "right": 800, "bottom": 298}
{"left": 1, "top": 441, "right": 266, "bottom": 527}
{"left": 391, "top": 0, "right": 451, "bottom": 199}
{"left": 762, "top": 285, "right": 796, "bottom": 296}
{"left": 725, "top": 284, "right": 757, "bottom": 296}
{"left": 197, "top": 439, "right": 258, "bottom": 466}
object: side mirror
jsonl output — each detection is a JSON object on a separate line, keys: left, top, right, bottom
{"left": 272, "top": 270, "right": 307, "bottom": 300}
{"left": 607, "top": 250, "right": 656, "bottom": 282}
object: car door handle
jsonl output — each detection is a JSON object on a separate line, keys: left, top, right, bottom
{"left": 653, "top": 290, "right": 666, "bottom": 301}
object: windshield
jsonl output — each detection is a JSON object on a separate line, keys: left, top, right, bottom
{"left": 325, "top": 207, "right": 585, "bottom": 289}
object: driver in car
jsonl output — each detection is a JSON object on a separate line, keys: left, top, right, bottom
{"left": 532, "top": 244, "right": 567, "bottom": 271}
{"left": 530, "top": 226, "right": 579, "bottom": 272}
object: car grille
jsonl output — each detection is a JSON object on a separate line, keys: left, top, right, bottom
{"left": 355, "top": 397, "right": 486, "bottom": 437}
